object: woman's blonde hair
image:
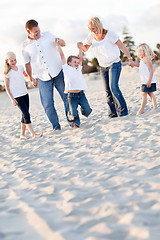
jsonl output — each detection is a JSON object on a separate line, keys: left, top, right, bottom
{"left": 137, "top": 43, "right": 155, "bottom": 60}
{"left": 4, "top": 52, "right": 16, "bottom": 75}
{"left": 88, "top": 17, "right": 104, "bottom": 34}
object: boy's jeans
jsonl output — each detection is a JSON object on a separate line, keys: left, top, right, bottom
{"left": 100, "top": 61, "right": 128, "bottom": 117}
{"left": 68, "top": 91, "right": 92, "bottom": 127}
{"left": 38, "top": 70, "right": 69, "bottom": 130}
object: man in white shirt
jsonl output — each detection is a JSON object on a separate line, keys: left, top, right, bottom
{"left": 22, "top": 19, "right": 69, "bottom": 130}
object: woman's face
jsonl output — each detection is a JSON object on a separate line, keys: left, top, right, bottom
{"left": 88, "top": 24, "right": 99, "bottom": 35}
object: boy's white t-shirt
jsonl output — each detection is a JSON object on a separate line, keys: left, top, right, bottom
{"left": 139, "top": 60, "right": 156, "bottom": 84}
{"left": 62, "top": 64, "right": 87, "bottom": 92}
{"left": 6, "top": 65, "right": 28, "bottom": 98}
{"left": 84, "top": 30, "right": 120, "bottom": 67}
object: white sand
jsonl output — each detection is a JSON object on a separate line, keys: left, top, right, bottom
{"left": 0, "top": 65, "right": 160, "bottom": 240}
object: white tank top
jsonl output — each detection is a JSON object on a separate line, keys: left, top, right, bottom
{"left": 139, "top": 60, "right": 156, "bottom": 84}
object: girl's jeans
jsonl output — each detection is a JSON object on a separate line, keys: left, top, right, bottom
{"left": 100, "top": 61, "right": 128, "bottom": 117}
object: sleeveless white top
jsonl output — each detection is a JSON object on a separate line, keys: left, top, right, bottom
{"left": 139, "top": 60, "right": 156, "bottom": 84}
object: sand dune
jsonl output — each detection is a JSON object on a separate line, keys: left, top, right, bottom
{"left": 0, "top": 65, "right": 160, "bottom": 240}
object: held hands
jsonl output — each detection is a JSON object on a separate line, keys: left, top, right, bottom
{"left": 77, "top": 42, "right": 83, "bottom": 49}
{"left": 55, "top": 38, "right": 65, "bottom": 47}
{"left": 129, "top": 59, "right": 134, "bottom": 68}
{"left": 31, "top": 77, "right": 38, "bottom": 87}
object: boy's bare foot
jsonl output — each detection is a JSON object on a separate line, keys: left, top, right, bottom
{"left": 32, "top": 133, "right": 43, "bottom": 138}
{"left": 136, "top": 110, "right": 144, "bottom": 115}
{"left": 72, "top": 125, "right": 79, "bottom": 129}
{"left": 20, "top": 135, "right": 30, "bottom": 140}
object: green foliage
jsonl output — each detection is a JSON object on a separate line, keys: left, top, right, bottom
{"left": 121, "top": 26, "right": 136, "bottom": 61}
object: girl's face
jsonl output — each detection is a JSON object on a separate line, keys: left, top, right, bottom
{"left": 7, "top": 56, "right": 17, "bottom": 68}
{"left": 137, "top": 48, "right": 145, "bottom": 59}
{"left": 68, "top": 58, "right": 80, "bottom": 69}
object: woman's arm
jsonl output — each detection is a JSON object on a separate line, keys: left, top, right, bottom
{"left": 116, "top": 40, "right": 134, "bottom": 67}
{"left": 4, "top": 77, "right": 18, "bottom": 106}
{"left": 81, "top": 44, "right": 91, "bottom": 52}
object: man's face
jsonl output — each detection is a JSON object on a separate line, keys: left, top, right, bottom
{"left": 27, "top": 26, "right": 40, "bottom": 40}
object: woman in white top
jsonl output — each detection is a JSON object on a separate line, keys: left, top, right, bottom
{"left": 133, "top": 43, "right": 157, "bottom": 115}
{"left": 56, "top": 40, "right": 92, "bottom": 128}
{"left": 81, "top": 17, "right": 134, "bottom": 118}
{"left": 4, "top": 52, "right": 42, "bottom": 139}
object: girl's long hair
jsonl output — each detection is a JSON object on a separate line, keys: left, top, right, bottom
{"left": 137, "top": 43, "right": 155, "bottom": 60}
{"left": 4, "top": 52, "right": 16, "bottom": 75}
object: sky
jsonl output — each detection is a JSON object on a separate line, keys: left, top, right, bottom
{"left": 0, "top": 0, "right": 160, "bottom": 79}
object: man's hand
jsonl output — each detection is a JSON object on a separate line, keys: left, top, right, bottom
{"left": 31, "top": 77, "right": 38, "bottom": 87}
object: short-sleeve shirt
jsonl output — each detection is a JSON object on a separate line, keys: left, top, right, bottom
{"left": 84, "top": 30, "right": 120, "bottom": 67}
{"left": 6, "top": 65, "right": 28, "bottom": 98}
{"left": 62, "top": 64, "right": 87, "bottom": 93}
{"left": 22, "top": 32, "right": 62, "bottom": 81}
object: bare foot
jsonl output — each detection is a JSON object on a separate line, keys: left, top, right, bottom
{"left": 153, "top": 107, "right": 158, "bottom": 110}
{"left": 136, "top": 110, "right": 144, "bottom": 115}
{"left": 72, "top": 125, "right": 79, "bottom": 129}
{"left": 20, "top": 135, "right": 30, "bottom": 140}
{"left": 32, "top": 133, "right": 43, "bottom": 138}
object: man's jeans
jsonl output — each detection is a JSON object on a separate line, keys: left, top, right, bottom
{"left": 68, "top": 91, "right": 92, "bottom": 127}
{"left": 38, "top": 70, "right": 69, "bottom": 130}
{"left": 100, "top": 61, "right": 128, "bottom": 117}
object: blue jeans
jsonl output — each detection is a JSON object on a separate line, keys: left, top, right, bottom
{"left": 100, "top": 61, "right": 128, "bottom": 117}
{"left": 38, "top": 70, "right": 69, "bottom": 130}
{"left": 68, "top": 91, "right": 92, "bottom": 127}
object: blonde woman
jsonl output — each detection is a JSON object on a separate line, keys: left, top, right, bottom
{"left": 80, "top": 17, "right": 134, "bottom": 118}
{"left": 4, "top": 52, "right": 43, "bottom": 139}
{"left": 134, "top": 43, "right": 157, "bottom": 115}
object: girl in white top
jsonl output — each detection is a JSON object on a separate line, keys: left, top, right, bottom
{"left": 4, "top": 52, "right": 42, "bottom": 139}
{"left": 56, "top": 40, "right": 92, "bottom": 128}
{"left": 133, "top": 43, "right": 158, "bottom": 115}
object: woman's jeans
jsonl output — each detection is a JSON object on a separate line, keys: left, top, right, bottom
{"left": 15, "top": 94, "right": 31, "bottom": 124}
{"left": 38, "top": 70, "right": 69, "bottom": 130}
{"left": 100, "top": 61, "right": 128, "bottom": 117}
{"left": 68, "top": 91, "right": 92, "bottom": 127}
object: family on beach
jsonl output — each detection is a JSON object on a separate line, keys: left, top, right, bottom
{"left": 4, "top": 17, "right": 158, "bottom": 140}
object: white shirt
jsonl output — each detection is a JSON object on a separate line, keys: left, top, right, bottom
{"left": 139, "top": 60, "right": 156, "bottom": 84}
{"left": 62, "top": 64, "right": 87, "bottom": 92}
{"left": 6, "top": 65, "right": 28, "bottom": 98}
{"left": 84, "top": 30, "right": 120, "bottom": 67}
{"left": 22, "top": 32, "right": 62, "bottom": 81}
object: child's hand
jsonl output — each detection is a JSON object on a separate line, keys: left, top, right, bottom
{"left": 12, "top": 99, "right": 18, "bottom": 106}
{"left": 77, "top": 42, "right": 83, "bottom": 49}
{"left": 146, "top": 81, "right": 151, "bottom": 88}
{"left": 31, "top": 78, "right": 38, "bottom": 87}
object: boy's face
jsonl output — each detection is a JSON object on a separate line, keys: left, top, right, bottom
{"left": 68, "top": 58, "right": 80, "bottom": 69}
{"left": 27, "top": 26, "right": 41, "bottom": 40}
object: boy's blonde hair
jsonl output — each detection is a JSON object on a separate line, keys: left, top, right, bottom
{"left": 4, "top": 52, "right": 16, "bottom": 75}
{"left": 88, "top": 17, "right": 104, "bottom": 35}
{"left": 137, "top": 43, "right": 155, "bottom": 60}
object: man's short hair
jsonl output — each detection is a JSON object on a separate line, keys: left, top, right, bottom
{"left": 25, "top": 19, "right": 38, "bottom": 30}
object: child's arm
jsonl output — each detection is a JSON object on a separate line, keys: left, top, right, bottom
{"left": 77, "top": 42, "right": 83, "bottom": 66}
{"left": 133, "top": 62, "right": 140, "bottom": 67}
{"left": 55, "top": 38, "right": 65, "bottom": 47}
{"left": 55, "top": 39, "right": 66, "bottom": 65}
{"left": 145, "top": 58, "right": 154, "bottom": 88}
{"left": 4, "top": 77, "right": 18, "bottom": 106}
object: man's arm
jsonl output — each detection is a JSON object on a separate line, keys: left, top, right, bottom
{"left": 25, "top": 62, "right": 38, "bottom": 87}
{"left": 55, "top": 38, "right": 65, "bottom": 47}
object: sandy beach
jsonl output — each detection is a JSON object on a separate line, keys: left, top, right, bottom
{"left": 0, "top": 65, "right": 160, "bottom": 240}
